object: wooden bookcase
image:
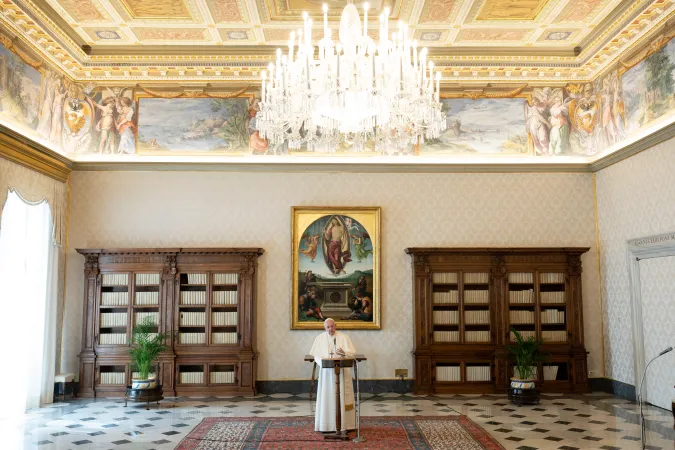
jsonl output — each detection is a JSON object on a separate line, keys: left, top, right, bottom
{"left": 405, "top": 248, "right": 589, "bottom": 395}
{"left": 77, "top": 248, "right": 264, "bottom": 398}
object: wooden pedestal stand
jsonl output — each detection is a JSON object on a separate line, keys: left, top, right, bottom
{"left": 321, "top": 357, "right": 354, "bottom": 441}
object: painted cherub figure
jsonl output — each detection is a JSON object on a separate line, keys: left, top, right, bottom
{"left": 92, "top": 96, "right": 116, "bottom": 153}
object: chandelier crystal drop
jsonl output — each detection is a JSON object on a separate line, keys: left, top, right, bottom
{"left": 256, "top": 2, "right": 446, "bottom": 152}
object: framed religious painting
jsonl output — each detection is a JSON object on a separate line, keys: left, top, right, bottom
{"left": 291, "top": 207, "right": 381, "bottom": 330}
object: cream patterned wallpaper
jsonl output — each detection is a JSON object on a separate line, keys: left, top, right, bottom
{"left": 63, "top": 171, "right": 602, "bottom": 380}
{"left": 596, "top": 138, "right": 675, "bottom": 386}
{"left": 638, "top": 256, "right": 675, "bottom": 410}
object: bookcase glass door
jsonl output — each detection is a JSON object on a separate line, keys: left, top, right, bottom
{"left": 462, "top": 272, "right": 491, "bottom": 344}
{"left": 538, "top": 272, "right": 567, "bottom": 344}
{"left": 178, "top": 273, "right": 207, "bottom": 346}
{"left": 99, "top": 272, "right": 130, "bottom": 346}
{"left": 431, "top": 272, "right": 459, "bottom": 344}
{"left": 211, "top": 273, "right": 239, "bottom": 346}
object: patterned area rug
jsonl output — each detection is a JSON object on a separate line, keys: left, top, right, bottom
{"left": 174, "top": 416, "right": 504, "bottom": 449}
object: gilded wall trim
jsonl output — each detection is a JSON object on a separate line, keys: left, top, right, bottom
{"left": 0, "top": 125, "right": 72, "bottom": 183}
{"left": 134, "top": 84, "right": 251, "bottom": 99}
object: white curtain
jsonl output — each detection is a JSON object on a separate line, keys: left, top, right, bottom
{"left": 0, "top": 190, "right": 58, "bottom": 416}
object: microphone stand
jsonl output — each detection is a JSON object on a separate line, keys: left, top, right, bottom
{"left": 638, "top": 347, "right": 673, "bottom": 449}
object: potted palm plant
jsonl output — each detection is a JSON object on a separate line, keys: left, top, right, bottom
{"left": 125, "top": 317, "right": 170, "bottom": 409}
{"left": 506, "top": 328, "right": 548, "bottom": 405}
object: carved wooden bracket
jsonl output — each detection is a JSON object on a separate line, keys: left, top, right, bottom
{"left": 84, "top": 255, "right": 99, "bottom": 278}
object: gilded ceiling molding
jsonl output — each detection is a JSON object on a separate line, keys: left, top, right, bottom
{"left": 440, "top": 85, "right": 528, "bottom": 100}
{"left": 0, "top": 32, "right": 43, "bottom": 69}
{"left": 618, "top": 25, "right": 675, "bottom": 72}
{"left": 0, "top": 124, "right": 72, "bottom": 183}
{"left": 134, "top": 84, "right": 251, "bottom": 98}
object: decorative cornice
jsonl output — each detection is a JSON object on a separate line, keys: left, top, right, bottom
{"left": 589, "top": 121, "right": 675, "bottom": 172}
{"left": 0, "top": 124, "right": 72, "bottom": 183}
{"left": 619, "top": 23, "right": 675, "bottom": 71}
{"left": 440, "top": 85, "right": 528, "bottom": 100}
{"left": 135, "top": 84, "right": 251, "bottom": 99}
{"left": 0, "top": 32, "right": 42, "bottom": 68}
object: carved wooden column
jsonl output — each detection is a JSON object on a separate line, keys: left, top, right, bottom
{"left": 410, "top": 252, "right": 433, "bottom": 394}
{"left": 567, "top": 252, "right": 588, "bottom": 391}
{"left": 159, "top": 254, "right": 177, "bottom": 395}
{"left": 237, "top": 252, "right": 259, "bottom": 393}
{"left": 78, "top": 253, "right": 100, "bottom": 398}
{"left": 491, "top": 255, "right": 508, "bottom": 391}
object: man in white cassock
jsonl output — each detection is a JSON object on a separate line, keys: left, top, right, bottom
{"left": 309, "top": 318, "right": 356, "bottom": 432}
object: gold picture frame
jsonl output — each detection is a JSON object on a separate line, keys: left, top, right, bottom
{"left": 291, "top": 206, "right": 381, "bottom": 330}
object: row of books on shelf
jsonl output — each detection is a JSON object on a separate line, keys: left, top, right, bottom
{"left": 542, "top": 331, "right": 567, "bottom": 342}
{"left": 436, "top": 366, "right": 460, "bottom": 382}
{"left": 214, "top": 273, "right": 239, "bottom": 285}
{"left": 100, "top": 333, "right": 127, "bottom": 345}
{"left": 466, "top": 366, "right": 491, "bottom": 382}
{"left": 433, "top": 331, "right": 460, "bottom": 342}
{"left": 432, "top": 273, "right": 458, "bottom": 284}
{"left": 210, "top": 372, "right": 236, "bottom": 384}
{"left": 181, "top": 291, "right": 206, "bottom": 305}
{"left": 463, "top": 290, "right": 489, "bottom": 303}
{"left": 463, "top": 273, "right": 489, "bottom": 284}
{"left": 102, "top": 292, "right": 129, "bottom": 306}
{"left": 509, "top": 289, "right": 534, "bottom": 304}
{"left": 465, "top": 331, "right": 490, "bottom": 342}
{"left": 139, "top": 312, "right": 161, "bottom": 326}
{"left": 432, "top": 331, "right": 491, "bottom": 343}
{"left": 465, "top": 310, "right": 490, "bottom": 325}
{"left": 102, "top": 273, "right": 128, "bottom": 286}
{"left": 136, "top": 273, "right": 160, "bottom": 285}
{"left": 180, "top": 372, "right": 204, "bottom": 384}
{"left": 186, "top": 274, "right": 207, "bottom": 284}
{"left": 100, "top": 372, "right": 125, "bottom": 385}
{"left": 540, "top": 291, "right": 566, "bottom": 304}
{"left": 212, "top": 312, "right": 238, "bottom": 326}
{"left": 213, "top": 291, "right": 238, "bottom": 305}
{"left": 508, "top": 273, "right": 533, "bottom": 284}
{"left": 178, "top": 332, "right": 239, "bottom": 344}
{"left": 179, "top": 371, "right": 236, "bottom": 384}
{"left": 101, "top": 312, "right": 127, "bottom": 327}
{"left": 540, "top": 273, "right": 565, "bottom": 284}
{"left": 541, "top": 309, "right": 565, "bottom": 324}
{"left": 433, "top": 291, "right": 459, "bottom": 304}
{"left": 433, "top": 311, "right": 459, "bottom": 325}
{"left": 510, "top": 310, "right": 535, "bottom": 324}
{"left": 180, "top": 312, "right": 206, "bottom": 326}
{"left": 135, "top": 292, "right": 159, "bottom": 305}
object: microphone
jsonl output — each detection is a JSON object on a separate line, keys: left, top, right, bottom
{"left": 657, "top": 346, "right": 673, "bottom": 356}
{"left": 638, "top": 346, "right": 673, "bottom": 449}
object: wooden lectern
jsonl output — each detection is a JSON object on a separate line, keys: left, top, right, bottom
{"left": 305, "top": 354, "right": 367, "bottom": 442}
{"left": 320, "top": 357, "right": 354, "bottom": 441}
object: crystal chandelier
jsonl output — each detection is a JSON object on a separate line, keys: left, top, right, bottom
{"left": 256, "top": 2, "right": 446, "bottom": 152}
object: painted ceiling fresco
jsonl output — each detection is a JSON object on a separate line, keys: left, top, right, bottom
{"left": 0, "top": 0, "right": 671, "bottom": 82}
{"left": 28, "top": 0, "right": 631, "bottom": 48}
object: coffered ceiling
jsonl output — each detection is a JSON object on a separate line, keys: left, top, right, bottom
{"left": 0, "top": 0, "right": 674, "bottom": 82}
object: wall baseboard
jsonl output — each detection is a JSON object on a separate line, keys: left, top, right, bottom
{"left": 57, "top": 379, "right": 636, "bottom": 400}
{"left": 589, "top": 377, "right": 636, "bottom": 401}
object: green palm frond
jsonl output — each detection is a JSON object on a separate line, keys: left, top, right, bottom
{"left": 505, "top": 327, "right": 550, "bottom": 380}
{"left": 129, "top": 316, "right": 170, "bottom": 380}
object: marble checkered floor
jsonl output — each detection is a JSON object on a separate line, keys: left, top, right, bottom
{"left": 1, "top": 392, "right": 673, "bottom": 449}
